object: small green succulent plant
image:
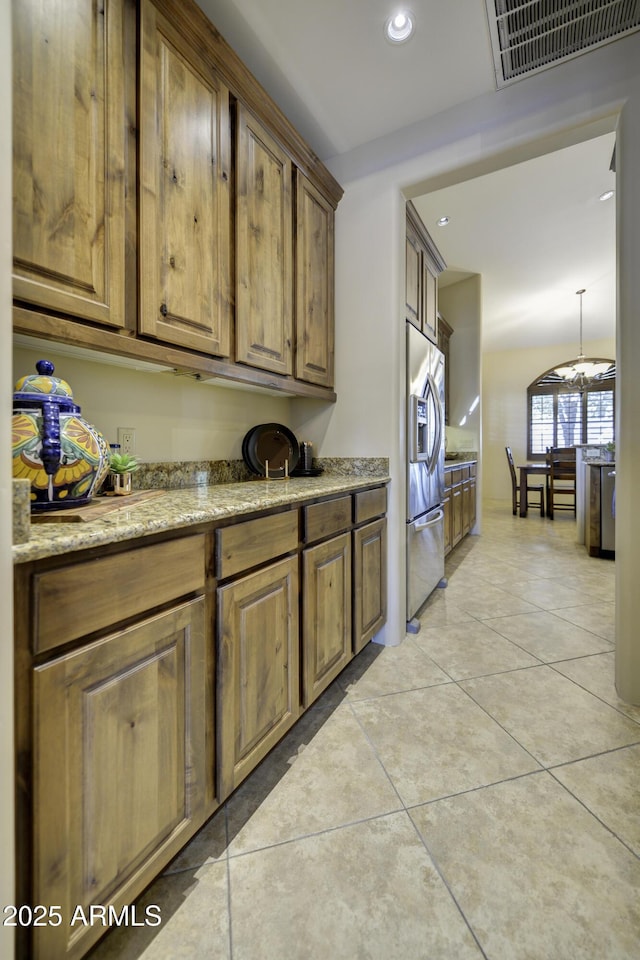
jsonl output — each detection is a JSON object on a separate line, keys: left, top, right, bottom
{"left": 109, "top": 452, "right": 140, "bottom": 474}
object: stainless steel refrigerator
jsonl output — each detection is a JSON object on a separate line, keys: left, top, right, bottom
{"left": 406, "top": 322, "right": 446, "bottom": 626}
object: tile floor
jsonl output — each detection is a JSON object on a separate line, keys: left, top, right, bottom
{"left": 90, "top": 501, "right": 640, "bottom": 960}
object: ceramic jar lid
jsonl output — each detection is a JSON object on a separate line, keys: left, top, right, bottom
{"left": 14, "top": 359, "right": 79, "bottom": 411}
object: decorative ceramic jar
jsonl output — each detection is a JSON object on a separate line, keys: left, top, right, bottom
{"left": 12, "top": 360, "right": 110, "bottom": 511}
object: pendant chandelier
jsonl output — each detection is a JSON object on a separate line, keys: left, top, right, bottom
{"left": 553, "top": 289, "right": 613, "bottom": 390}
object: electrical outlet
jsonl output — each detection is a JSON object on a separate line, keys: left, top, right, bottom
{"left": 117, "top": 427, "right": 136, "bottom": 456}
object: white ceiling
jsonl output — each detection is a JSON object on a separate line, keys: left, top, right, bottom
{"left": 197, "top": 0, "right": 618, "bottom": 353}
{"left": 413, "top": 133, "right": 616, "bottom": 351}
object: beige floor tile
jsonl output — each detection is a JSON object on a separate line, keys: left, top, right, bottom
{"left": 501, "top": 577, "right": 595, "bottom": 609}
{"left": 562, "top": 571, "right": 616, "bottom": 601}
{"left": 351, "top": 684, "right": 540, "bottom": 806}
{"left": 552, "top": 651, "right": 640, "bottom": 722}
{"left": 226, "top": 705, "right": 401, "bottom": 855}
{"left": 336, "top": 635, "right": 450, "bottom": 700}
{"left": 416, "top": 588, "right": 476, "bottom": 627}
{"left": 410, "top": 772, "right": 640, "bottom": 960}
{"left": 89, "top": 862, "right": 230, "bottom": 959}
{"left": 460, "top": 665, "right": 640, "bottom": 766}
{"left": 553, "top": 600, "right": 616, "bottom": 641}
{"left": 553, "top": 744, "right": 640, "bottom": 855}
{"left": 442, "top": 582, "right": 541, "bottom": 619}
{"left": 229, "top": 813, "right": 483, "bottom": 960}
{"left": 483, "top": 609, "right": 613, "bottom": 661}
{"left": 413, "top": 619, "right": 540, "bottom": 679}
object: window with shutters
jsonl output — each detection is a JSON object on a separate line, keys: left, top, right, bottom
{"left": 527, "top": 363, "right": 615, "bottom": 458}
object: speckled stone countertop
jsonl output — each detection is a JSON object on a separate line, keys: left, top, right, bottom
{"left": 13, "top": 474, "right": 390, "bottom": 565}
{"left": 444, "top": 458, "right": 478, "bottom": 468}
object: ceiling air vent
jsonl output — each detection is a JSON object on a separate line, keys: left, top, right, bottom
{"left": 485, "top": 0, "right": 640, "bottom": 87}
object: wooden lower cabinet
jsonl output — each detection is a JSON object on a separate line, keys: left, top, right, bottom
{"left": 15, "top": 486, "right": 388, "bottom": 959}
{"left": 442, "top": 490, "right": 452, "bottom": 556}
{"left": 217, "top": 555, "right": 300, "bottom": 798}
{"left": 353, "top": 518, "right": 387, "bottom": 653}
{"left": 445, "top": 463, "right": 477, "bottom": 554}
{"left": 31, "top": 597, "right": 207, "bottom": 960}
{"left": 465, "top": 474, "right": 477, "bottom": 533}
{"left": 302, "top": 532, "right": 352, "bottom": 707}
{"left": 452, "top": 483, "right": 464, "bottom": 547}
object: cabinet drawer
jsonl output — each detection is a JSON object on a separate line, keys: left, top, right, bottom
{"left": 33, "top": 535, "right": 206, "bottom": 654}
{"left": 304, "top": 496, "right": 351, "bottom": 544}
{"left": 449, "top": 468, "right": 463, "bottom": 485}
{"left": 216, "top": 510, "right": 298, "bottom": 579}
{"left": 353, "top": 487, "right": 387, "bottom": 524}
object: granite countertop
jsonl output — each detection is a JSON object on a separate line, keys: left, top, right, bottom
{"left": 444, "top": 458, "right": 478, "bottom": 468}
{"left": 13, "top": 474, "right": 390, "bottom": 565}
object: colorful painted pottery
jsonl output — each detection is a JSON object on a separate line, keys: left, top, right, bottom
{"left": 12, "top": 360, "right": 110, "bottom": 511}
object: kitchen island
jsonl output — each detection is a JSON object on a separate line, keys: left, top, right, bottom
{"left": 13, "top": 472, "right": 388, "bottom": 960}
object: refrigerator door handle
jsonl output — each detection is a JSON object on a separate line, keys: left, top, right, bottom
{"left": 412, "top": 509, "right": 444, "bottom": 532}
{"left": 433, "top": 373, "right": 444, "bottom": 474}
{"left": 424, "top": 372, "right": 444, "bottom": 475}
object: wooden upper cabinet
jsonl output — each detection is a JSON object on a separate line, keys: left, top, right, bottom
{"left": 236, "top": 105, "right": 293, "bottom": 375}
{"left": 12, "top": 0, "right": 130, "bottom": 329}
{"left": 405, "top": 218, "right": 422, "bottom": 330}
{"left": 405, "top": 202, "right": 446, "bottom": 343}
{"left": 295, "top": 172, "right": 335, "bottom": 388}
{"left": 422, "top": 259, "right": 438, "bottom": 343}
{"left": 138, "top": 0, "right": 232, "bottom": 356}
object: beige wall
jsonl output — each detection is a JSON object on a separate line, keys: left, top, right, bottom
{"left": 13, "top": 344, "right": 299, "bottom": 463}
{"left": 482, "top": 336, "right": 615, "bottom": 503}
{"left": 440, "top": 277, "right": 482, "bottom": 439}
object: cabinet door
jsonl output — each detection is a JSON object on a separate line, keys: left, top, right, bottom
{"left": 353, "top": 518, "right": 387, "bottom": 653}
{"left": 139, "top": 0, "right": 232, "bottom": 356}
{"left": 405, "top": 220, "right": 421, "bottom": 329}
{"left": 295, "top": 171, "right": 335, "bottom": 387}
{"left": 217, "top": 556, "right": 299, "bottom": 798}
{"left": 452, "top": 485, "right": 463, "bottom": 547}
{"left": 422, "top": 259, "right": 438, "bottom": 343}
{"left": 32, "top": 598, "right": 207, "bottom": 960}
{"left": 13, "top": 0, "right": 129, "bottom": 328}
{"left": 236, "top": 105, "right": 293, "bottom": 374}
{"left": 469, "top": 477, "right": 477, "bottom": 530}
{"left": 302, "top": 532, "right": 352, "bottom": 707}
{"left": 442, "top": 490, "right": 452, "bottom": 556}
{"left": 462, "top": 478, "right": 471, "bottom": 536}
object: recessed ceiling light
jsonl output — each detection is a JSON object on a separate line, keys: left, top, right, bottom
{"left": 436, "top": 216, "right": 450, "bottom": 226}
{"left": 599, "top": 189, "right": 614, "bottom": 201}
{"left": 384, "top": 10, "right": 414, "bottom": 43}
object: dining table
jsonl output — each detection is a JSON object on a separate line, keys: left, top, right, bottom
{"left": 517, "top": 462, "right": 550, "bottom": 517}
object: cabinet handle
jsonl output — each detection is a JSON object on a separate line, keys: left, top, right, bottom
{"left": 160, "top": 303, "right": 168, "bottom": 317}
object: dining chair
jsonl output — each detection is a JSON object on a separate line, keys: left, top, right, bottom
{"left": 505, "top": 446, "right": 545, "bottom": 517}
{"left": 546, "top": 446, "right": 577, "bottom": 520}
